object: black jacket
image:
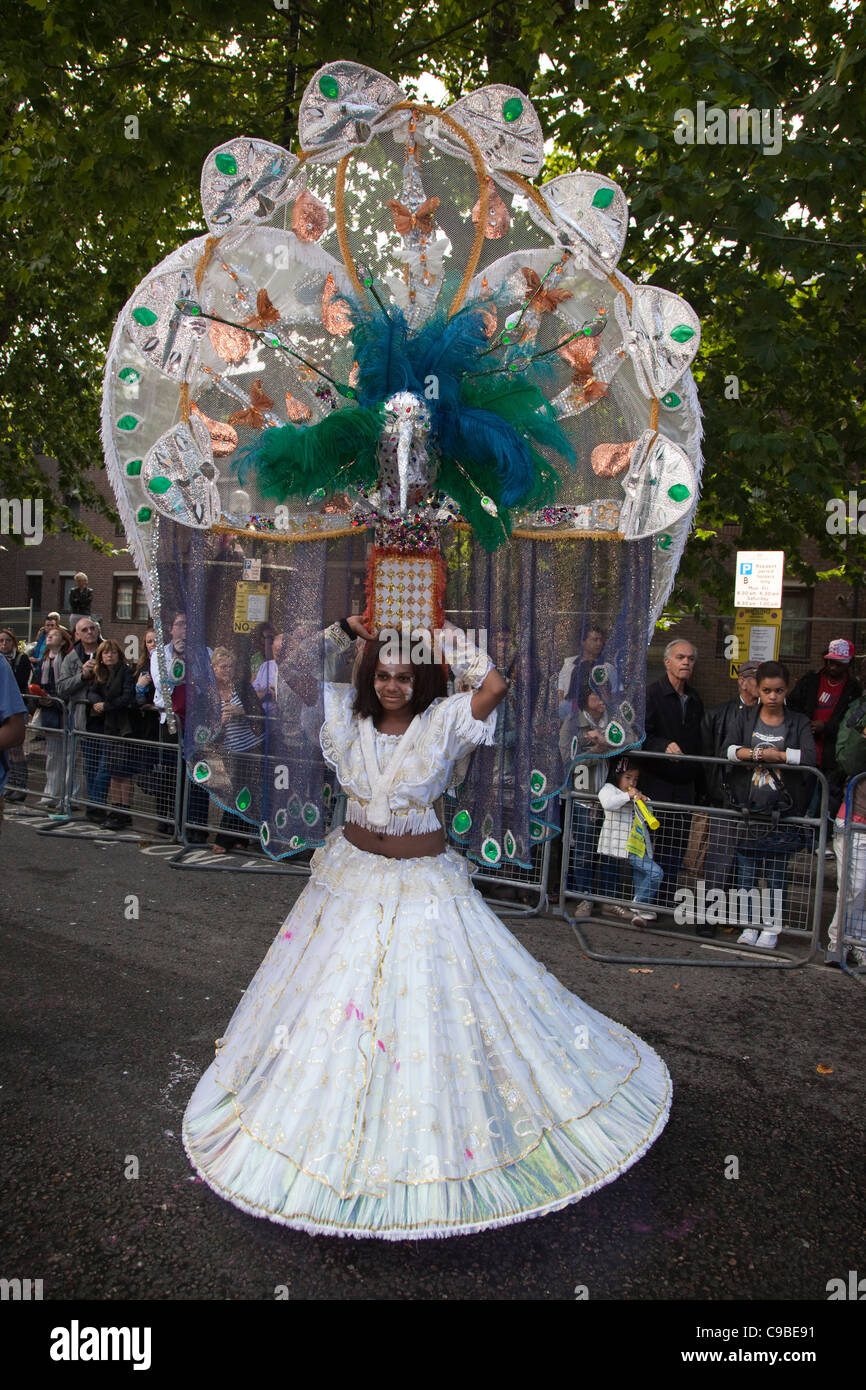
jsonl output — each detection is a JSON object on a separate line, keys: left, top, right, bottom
{"left": 722, "top": 704, "right": 818, "bottom": 818}
{"left": 3, "top": 649, "right": 30, "bottom": 694}
{"left": 701, "top": 696, "right": 752, "bottom": 805}
{"left": 87, "top": 665, "right": 138, "bottom": 738}
{"left": 69, "top": 586, "right": 94, "bottom": 615}
{"left": 641, "top": 675, "right": 705, "bottom": 804}
{"left": 787, "top": 668, "right": 861, "bottom": 777}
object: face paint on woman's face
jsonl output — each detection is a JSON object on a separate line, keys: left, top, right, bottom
{"left": 374, "top": 664, "right": 414, "bottom": 708}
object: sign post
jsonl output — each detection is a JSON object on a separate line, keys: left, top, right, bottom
{"left": 734, "top": 551, "right": 784, "bottom": 608}
{"left": 233, "top": 581, "right": 271, "bottom": 634}
{"left": 730, "top": 608, "right": 782, "bottom": 678}
{"left": 732, "top": 552, "right": 784, "bottom": 677}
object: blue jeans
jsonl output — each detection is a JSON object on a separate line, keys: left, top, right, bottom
{"left": 703, "top": 815, "right": 738, "bottom": 891}
{"left": 735, "top": 847, "right": 791, "bottom": 925}
{"left": 597, "top": 855, "right": 623, "bottom": 899}
{"left": 628, "top": 852, "right": 664, "bottom": 904}
{"left": 82, "top": 733, "right": 110, "bottom": 807}
{"left": 567, "top": 802, "right": 596, "bottom": 896}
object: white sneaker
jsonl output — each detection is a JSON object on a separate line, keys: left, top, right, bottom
{"left": 571, "top": 899, "right": 592, "bottom": 920}
{"left": 755, "top": 930, "right": 779, "bottom": 949}
{"left": 737, "top": 928, "right": 759, "bottom": 946}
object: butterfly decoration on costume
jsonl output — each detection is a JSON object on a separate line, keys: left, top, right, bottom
{"left": 227, "top": 380, "right": 275, "bottom": 430}
{"left": 387, "top": 196, "right": 441, "bottom": 236}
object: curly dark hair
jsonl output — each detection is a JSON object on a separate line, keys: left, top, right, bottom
{"left": 352, "top": 636, "right": 448, "bottom": 721}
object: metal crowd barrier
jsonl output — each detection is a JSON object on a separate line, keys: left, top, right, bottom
{"left": 558, "top": 750, "right": 829, "bottom": 969}
{"left": 35, "top": 722, "right": 185, "bottom": 840}
{"left": 170, "top": 712, "right": 341, "bottom": 874}
{"left": 468, "top": 839, "right": 550, "bottom": 917}
{"left": 171, "top": 765, "right": 320, "bottom": 876}
{"left": 829, "top": 770, "right": 866, "bottom": 975}
{"left": 5, "top": 712, "right": 852, "bottom": 965}
{"left": 6, "top": 694, "right": 70, "bottom": 815}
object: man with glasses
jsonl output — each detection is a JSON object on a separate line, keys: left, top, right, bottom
{"left": 58, "top": 617, "right": 110, "bottom": 821}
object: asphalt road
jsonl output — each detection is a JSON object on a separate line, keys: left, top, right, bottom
{"left": 1, "top": 811, "right": 863, "bottom": 1303}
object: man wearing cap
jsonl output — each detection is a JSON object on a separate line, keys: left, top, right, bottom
{"left": 698, "top": 662, "right": 761, "bottom": 934}
{"left": 788, "top": 640, "right": 861, "bottom": 813}
{"left": 702, "top": 662, "right": 761, "bottom": 793}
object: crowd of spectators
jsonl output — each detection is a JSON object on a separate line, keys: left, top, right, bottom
{"left": 563, "top": 636, "right": 864, "bottom": 965}
{"left": 1, "top": 612, "right": 276, "bottom": 843}
{"left": 2, "top": 614, "right": 865, "bottom": 964}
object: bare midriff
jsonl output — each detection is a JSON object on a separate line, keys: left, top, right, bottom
{"left": 342, "top": 821, "right": 445, "bottom": 859}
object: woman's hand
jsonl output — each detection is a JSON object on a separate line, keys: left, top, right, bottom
{"left": 220, "top": 706, "right": 234, "bottom": 724}
{"left": 92, "top": 701, "right": 105, "bottom": 715}
{"left": 760, "top": 747, "right": 786, "bottom": 764}
{"left": 347, "top": 615, "right": 378, "bottom": 641}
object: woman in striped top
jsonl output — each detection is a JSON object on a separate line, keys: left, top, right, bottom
{"left": 211, "top": 646, "right": 264, "bottom": 854}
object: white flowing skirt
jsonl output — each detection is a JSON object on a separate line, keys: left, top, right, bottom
{"left": 183, "top": 829, "right": 672, "bottom": 1240}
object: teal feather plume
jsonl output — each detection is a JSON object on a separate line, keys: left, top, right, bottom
{"left": 236, "top": 407, "right": 383, "bottom": 499}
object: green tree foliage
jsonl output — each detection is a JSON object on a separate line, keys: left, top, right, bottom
{"left": 2, "top": 0, "right": 864, "bottom": 609}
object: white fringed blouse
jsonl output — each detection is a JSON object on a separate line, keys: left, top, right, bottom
{"left": 320, "top": 684, "right": 498, "bottom": 835}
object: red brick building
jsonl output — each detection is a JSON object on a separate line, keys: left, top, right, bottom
{"left": 0, "top": 465, "right": 149, "bottom": 648}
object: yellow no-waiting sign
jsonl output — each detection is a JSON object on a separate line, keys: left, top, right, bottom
{"left": 233, "top": 581, "right": 271, "bottom": 634}
{"left": 730, "top": 608, "right": 782, "bottom": 678}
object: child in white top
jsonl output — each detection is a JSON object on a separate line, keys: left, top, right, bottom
{"left": 597, "top": 758, "right": 663, "bottom": 925}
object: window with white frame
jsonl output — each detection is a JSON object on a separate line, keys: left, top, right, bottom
{"left": 113, "top": 575, "right": 149, "bottom": 624}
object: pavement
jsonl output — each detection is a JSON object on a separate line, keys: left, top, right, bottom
{"left": 1, "top": 809, "right": 863, "bottom": 1302}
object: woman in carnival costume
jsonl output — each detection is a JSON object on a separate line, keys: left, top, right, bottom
{"left": 181, "top": 613, "right": 671, "bottom": 1239}
{"left": 101, "top": 61, "right": 705, "bottom": 1237}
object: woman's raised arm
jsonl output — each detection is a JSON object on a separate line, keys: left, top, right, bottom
{"left": 440, "top": 621, "right": 509, "bottom": 721}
